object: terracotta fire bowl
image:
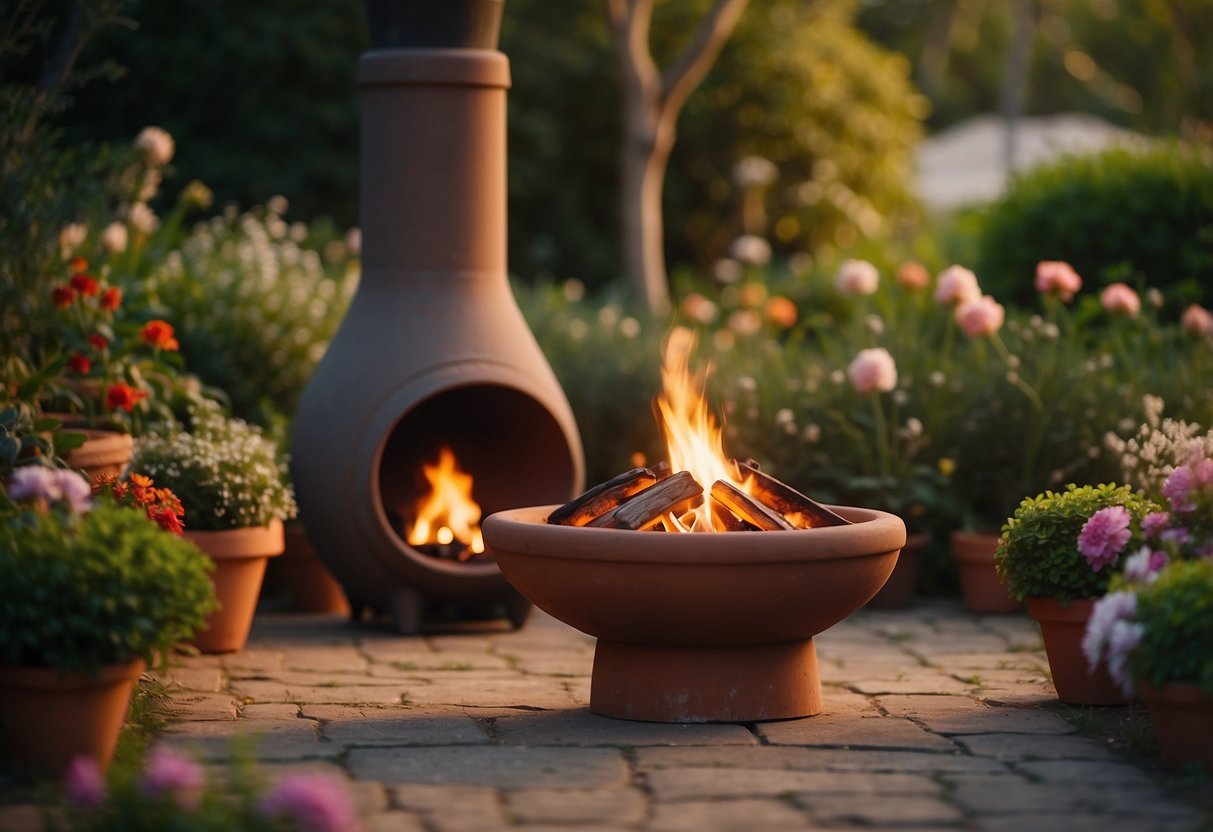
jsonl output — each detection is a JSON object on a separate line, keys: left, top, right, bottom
{"left": 483, "top": 505, "right": 905, "bottom": 723}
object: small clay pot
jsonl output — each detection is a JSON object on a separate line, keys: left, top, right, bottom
{"left": 364, "top": 0, "right": 504, "bottom": 49}
{"left": 185, "top": 521, "right": 284, "bottom": 653}
{"left": 1027, "top": 596, "right": 1128, "bottom": 706}
{"left": 63, "top": 429, "right": 133, "bottom": 483}
{"left": 281, "top": 524, "right": 351, "bottom": 615}
{"left": 950, "top": 530, "right": 1020, "bottom": 614}
{"left": 1138, "top": 681, "right": 1213, "bottom": 773}
{"left": 0, "top": 658, "right": 145, "bottom": 778}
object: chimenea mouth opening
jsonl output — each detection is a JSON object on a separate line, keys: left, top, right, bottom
{"left": 377, "top": 384, "right": 577, "bottom": 567}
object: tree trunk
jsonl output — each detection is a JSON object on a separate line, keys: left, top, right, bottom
{"left": 607, "top": 0, "right": 748, "bottom": 317}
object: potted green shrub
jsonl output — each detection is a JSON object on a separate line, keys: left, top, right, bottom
{"left": 0, "top": 466, "right": 216, "bottom": 778}
{"left": 995, "top": 482, "right": 1157, "bottom": 704}
{"left": 132, "top": 400, "right": 297, "bottom": 653}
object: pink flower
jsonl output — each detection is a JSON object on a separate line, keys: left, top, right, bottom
{"left": 65, "top": 756, "right": 107, "bottom": 809}
{"left": 1181, "top": 304, "right": 1213, "bottom": 337}
{"left": 1100, "top": 282, "right": 1140, "bottom": 316}
{"left": 835, "top": 259, "right": 879, "bottom": 296}
{"left": 1164, "top": 466, "right": 1196, "bottom": 513}
{"left": 1141, "top": 511, "right": 1170, "bottom": 539}
{"left": 1077, "top": 505, "right": 1132, "bottom": 571}
{"left": 895, "top": 260, "right": 929, "bottom": 290}
{"left": 1035, "top": 260, "right": 1083, "bottom": 302}
{"left": 134, "top": 126, "right": 175, "bottom": 166}
{"left": 954, "top": 294, "right": 1005, "bottom": 338}
{"left": 259, "top": 773, "right": 361, "bottom": 832}
{"left": 140, "top": 747, "right": 203, "bottom": 811}
{"left": 7, "top": 467, "right": 91, "bottom": 512}
{"left": 933, "top": 265, "right": 981, "bottom": 306}
{"left": 847, "top": 348, "right": 898, "bottom": 395}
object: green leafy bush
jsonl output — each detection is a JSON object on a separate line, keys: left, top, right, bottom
{"left": 0, "top": 484, "right": 216, "bottom": 673}
{"left": 1128, "top": 559, "right": 1213, "bottom": 695}
{"left": 132, "top": 401, "right": 297, "bottom": 531}
{"left": 995, "top": 483, "right": 1157, "bottom": 603}
{"left": 975, "top": 145, "right": 1213, "bottom": 307}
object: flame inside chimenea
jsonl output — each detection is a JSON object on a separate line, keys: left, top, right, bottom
{"left": 291, "top": 3, "right": 584, "bottom": 634}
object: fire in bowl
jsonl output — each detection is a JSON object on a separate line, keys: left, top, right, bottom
{"left": 483, "top": 503, "right": 904, "bottom": 723}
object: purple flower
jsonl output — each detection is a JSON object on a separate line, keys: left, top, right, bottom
{"left": 1122, "top": 547, "right": 1166, "bottom": 584}
{"left": 259, "top": 773, "right": 361, "bottom": 832}
{"left": 1077, "top": 506, "right": 1133, "bottom": 571}
{"left": 65, "top": 756, "right": 107, "bottom": 809}
{"left": 1164, "top": 466, "right": 1196, "bottom": 512}
{"left": 139, "top": 747, "right": 203, "bottom": 811}
{"left": 1141, "top": 511, "right": 1170, "bottom": 539}
{"left": 56, "top": 469, "right": 93, "bottom": 513}
{"left": 5, "top": 467, "right": 92, "bottom": 512}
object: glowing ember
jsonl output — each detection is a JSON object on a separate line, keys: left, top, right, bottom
{"left": 407, "top": 447, "right": 485, "bottom": 558}
{"left": 655, "top": 327, "right": 750, "bottom": 532}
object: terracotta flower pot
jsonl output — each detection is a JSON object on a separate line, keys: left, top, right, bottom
{"left": 1026, "top": 596, "right": 1128, "bottom": 706}
{"left": 185, "top": 520, "right": 285, "bottom": 653}
{"left": 281, "top": 524, "right": 351, "bottom": 615}
{"left": 868, "top": 531, "right": 928, "bottom": 609}
{"left": 484, "top": 504, "right": 905, "bottom": 723}
{"left": 0, "top": 658, "right": 145, "bottom": 778}
{"left": 950, "top": 529, "right": 1020, "bottom": 614}
{"left": 63, "top": 428, "right": 133, "bottom": 483}
{"left": 1138, "top": 682, "right": 1213, "bottom": 773}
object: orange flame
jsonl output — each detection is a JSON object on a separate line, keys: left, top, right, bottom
{"left": 655, "top": 327, "right": 747, "bottom": 532}
{"left": 406, "top": 447, "right": 485, "bottom": 557}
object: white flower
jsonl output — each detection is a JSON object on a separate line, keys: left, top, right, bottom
{"left": 732, "top": 155, "right": 777, "bottom": 187}
{"left": 836, "top": 259, "right": 879, "bottom": 296}
{"left": 59, "top": 222, "right": 88, "bottom": 259}
{"left": 127, "top": 202, "right": 160, "bottom": 235}
{"left": 619, "top": 317, "right": 641, "bottom": 338}
{"left": 135, "top": 126, "right": 175, "bottom": 166}
{"left": 101, "top": 222, "right": 128, "bottom": 254}
{"left": 729, "top": 235, "right": 772, "bottom": 267}
{"left": 1083, "top": 591, "right": 1137, "bottom": 681}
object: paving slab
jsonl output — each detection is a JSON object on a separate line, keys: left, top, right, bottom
{"left": 73, "top": 604, "right": 1206, "bottom": 832}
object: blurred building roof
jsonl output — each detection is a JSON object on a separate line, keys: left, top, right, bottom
{"left": 915, "top": 112, "right": 1147, "bottom": 212}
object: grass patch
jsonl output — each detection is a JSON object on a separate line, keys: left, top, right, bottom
{"left": 391, "top": 661, "right": 419, "bottom": 671}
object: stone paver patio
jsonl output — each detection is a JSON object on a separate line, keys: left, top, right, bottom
{"left": 6, "top": 600, "right": 1209, "bottom": 831}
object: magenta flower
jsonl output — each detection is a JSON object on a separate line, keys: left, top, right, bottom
{"left": 139, "top": 747, "right": 203, "bottom": 811}
{"left": 65, "top": 756, "right": 107, "bottom": 809}
{"left": 1163, "top": 466, "right": 1196, "bottom": 512}
{"left": 259, "top": 773, "right": 361, "bottom": 832}
{"left": 1141, "top": 511, "right": 1170, "bottom": 539}
{"left": 847, "top": 348, "right": 898, "bottom": 395}
{"left": 1077, "top": 505, "right": 1132, "bottom": 571}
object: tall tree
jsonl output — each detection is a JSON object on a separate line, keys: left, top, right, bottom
{"left": 606, "top": 0, "right": 748, "bottom": 316}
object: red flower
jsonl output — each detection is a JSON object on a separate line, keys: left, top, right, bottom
{"left": 88, "top": 333, "right": 109, "bottom": 351}
{"left": 100, "top": 287, "right": 122, "bottom": 311}
{"left": 105, "top": 382, "right": 147, "bottom": 412}
{"left": 69, "top": 256, "right": 88, "bottom": 273}
{"left": 70, "top": 273, "right": 100, "bottom": 297}
{"left": 149, "top": 505, "right": 185, "bottom": 535}
{"left": 67, "top": 353, "right": 92, "bottom": 375}
{"left": 51, "top": 286, "right": 74, "bottom": 308}
{"left": 140, "top": 319, "right": 179, "bottom": 351}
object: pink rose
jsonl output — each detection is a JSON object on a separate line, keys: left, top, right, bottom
{"left": 1035, "top": 260, "right": 1082, "bottom": 302}
{"left": 955, "top": 294, "right": 1005, "bottom": 338}
{"left": 835, "top": 259, "right": 879, "bottom": 296}
{"left": 934, "top": 265, "right": 981, "bottom": 307}
{"left": 1181, "top": 304, "right": 1213, "bottom": 337}
{"left": 847, "top": 348, "right": 897, "bottom": 395}
{"left": 1100, "top": 282, "right": 1140, "bottom": 316}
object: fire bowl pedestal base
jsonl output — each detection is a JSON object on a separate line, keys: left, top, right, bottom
{"left": 590, "top": 639, "right": 822, "bottom": 723}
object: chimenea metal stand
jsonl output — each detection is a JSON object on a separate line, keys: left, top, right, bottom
{"left": 292, "top": 1, "right": 584, "bottom": 634}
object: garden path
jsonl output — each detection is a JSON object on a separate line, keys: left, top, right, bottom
{"left": 5, "top": 601, "right": 1208, "bottom": 831}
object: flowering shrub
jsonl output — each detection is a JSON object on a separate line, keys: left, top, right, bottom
{"left": 993, "top": 483, "right": 1158, "bottom": 603}
{"left": 132, "top": 400, "right": 297, "bottom": 532}
{"left": 58, "top": 749, "right": 362, "bottom": 831}
{"left": 148, "top": 200, "right": 357, "bottom": 432}
{"left": 1104, "top": 396, "right": 1213, "bottom": 500}
{"left": 0, "top": 467, "right": 215, "bottom": 673}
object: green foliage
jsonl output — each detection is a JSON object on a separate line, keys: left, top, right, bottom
{"left": 995, "top": 483, "right": 1157, "bottom": 603}
{"left": 1128, "top": 559, "right": 1213, "bottom": 695}
{"left": 0, "top": 502, "right": 217, "bottom": 673}
{"left": 975, "top": 145, "right": 1213, "bottom": 307}
{"left": 132, "top": 400, "right": 297, "bottom": 531}
{"left": 147, "top": 203, "right": 358, "bottom": 433}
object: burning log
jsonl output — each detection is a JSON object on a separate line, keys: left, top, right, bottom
{"left": 737, "top": 460, "right": 851, "bottom": 528}
{"left": 710, "top": 480, "right": 794, "bottom": 531}
{"left": 588, "top": 470, "right": 703, "bottom": 530}
{"left": 547, "top": 466, "right": 661, "bottom": 526}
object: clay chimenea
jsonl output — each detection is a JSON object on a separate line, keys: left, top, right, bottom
{"left": 292, "top": 0, "right": 584, "bottom": 634}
